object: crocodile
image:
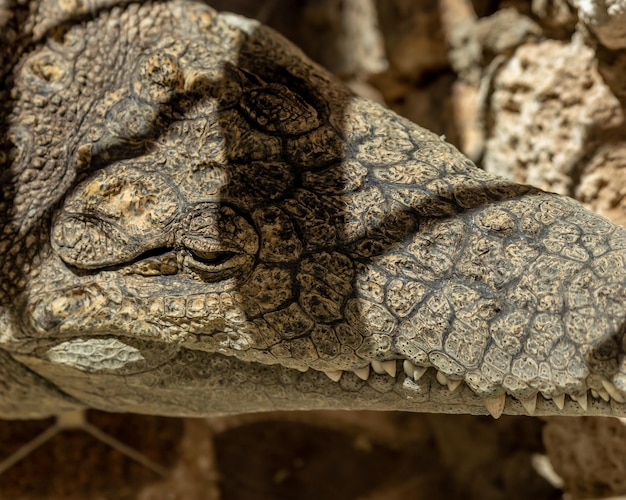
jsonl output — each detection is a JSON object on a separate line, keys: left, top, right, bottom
{"left": 1, "top": 0, "right": 626, "bottom": 421}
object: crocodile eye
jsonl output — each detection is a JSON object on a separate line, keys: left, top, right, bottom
{"left": 188, "top": 249, "right": 236, "bottom": 266}
{"left": 183, "top": 246, "right": 246, "bottom": 281}
{"left": 178, "top": 202, "right": 259, "bottom": 283}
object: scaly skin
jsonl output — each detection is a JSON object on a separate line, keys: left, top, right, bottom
{"left": 1, "top": 0, "right": 626, "bottom": 419}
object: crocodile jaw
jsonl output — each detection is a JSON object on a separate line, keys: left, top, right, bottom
{"left": 10, "top": 344, "right": 626, "bottom": 419}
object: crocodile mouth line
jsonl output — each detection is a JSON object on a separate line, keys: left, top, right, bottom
{"left": 308, "top": 359, "right": 625, "bottom": 418}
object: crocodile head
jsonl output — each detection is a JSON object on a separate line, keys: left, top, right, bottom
{"left": 2, "top": 1, "right": 626, "bottom": 419}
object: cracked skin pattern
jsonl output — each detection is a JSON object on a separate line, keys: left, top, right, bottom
{"left": 1, "top": 1, "right": 626, "bottom": 420}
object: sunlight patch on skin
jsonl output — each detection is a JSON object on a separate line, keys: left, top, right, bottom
{"left": 47, "top": 338, "right": 145, "bottom": 371}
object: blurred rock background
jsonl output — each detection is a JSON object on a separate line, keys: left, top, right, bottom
{"left": 2, "top": 0, "right": 626, "bottom": 498}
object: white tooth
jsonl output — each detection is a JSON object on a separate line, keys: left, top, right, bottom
{"left": 402, "top": 360, "right": 428, "bottom": 382}
{"left": 323, "top": 370, "right": 343, "bottom": 382}
{"left": 371, "top": 361, "right": 386, "bottom": 375}
{"left": 382, "top": 360, "right": 397, "bottom": 377}
{"left": 483, "top": 395, "right": 506, "bottom": 419}
{"left": 590, "top": 388, "right": 610, "bottom": 402}
{"left": 580, "top": 394, "right": 588, "bottom": 410}
{"left": 602, "top": 379, "right": 626, "bottom": 403}
{"left": 297, "top": 366, "right": 309, "bottom": 373}
{"left": 520, "top": 394, "right": 537, "bottom": 415}
{"left": 353, "top": 365, "right": 370, "bottom": 381}
{"left": 403, "top": 360, "right": 416, "bottom": 378}
{"left": 553, "top": 394, "right": 565, "bottom": 410}
{"left": 413, "top": 366, "right": 428, "bottom": 381}
{"left": 436, "top": 371, "right": 448, "bottom": 386}
{"left": 448, "top": 379, "right": 462, "bottom": 392}
{"left": 598, "top": 388, "right": 610, "bottom": 402}
{"left": 572, "top": 393, "right": 588, "bottom": 411}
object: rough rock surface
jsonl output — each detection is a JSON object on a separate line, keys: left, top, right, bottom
{"left": 543, "top": 416, "right": 626, "bottom": 498}
{"left": 577, "top": 142, "right": 626, "bottom": 226}
{"left": 483, "top": 36, "right": 623, "bottom": 196}
{"left": 570, "top": 0, "right": 626, "bottom": 49}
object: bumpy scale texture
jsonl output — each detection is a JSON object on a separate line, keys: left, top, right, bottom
{"left": 1, "top": 0, "right": 626, "bottom": 419}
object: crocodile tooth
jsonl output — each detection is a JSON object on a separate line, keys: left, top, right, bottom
{"left": 371, "top": 361, "right": 386, "bottom": 375}
{"left": 402, "top": 361, "right": 428, "bottom": 382}
{"left": 448, "top": 379, "right": 462, "bottom": 392}
{"left": 323, "top": 370, "right": 343, "bottom": 382}
{"left": 553, "top": 394, "right": 565, "bottom": 410}
{"left": 403, "top": 360, "right": 416, "bottom": 379}
{"left": 382, "top": 360, "right": 397, "bottom": 377}
{"left": 371, "top": 360, "right": 396, "bottom": 377}
{"left": 571, "top": 393, "right": 588, "bottom": 411}
{"left": 414, "top": 367, "right": 428, "bottom": 381}
{"left": 598, "top": 388, "right": 610, "bottom": 402}
{"left": 483, "top": 395, "right": 506, "bottom": 419}
{"left": 590, "top": 388, "right": 610, "bottom": 402}
{"left": 602, "top": 379, "right": 625, "bottom": 403}
{"left": 353, "top": 365, "right": 370, "bottom": 381}
{"left": 297, "top": 366, "right": 309, "bottom": 373}
{"left": 436, "top": 371, "right": 448, "bottom": 386}
{"left": 520, "top": 394, "right": 537, "bottom": 415}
